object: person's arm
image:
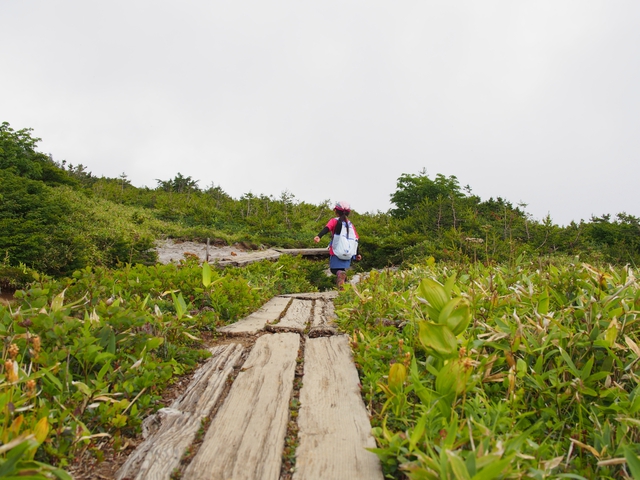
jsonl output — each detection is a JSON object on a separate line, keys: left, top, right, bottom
{"left": 314, "top": 226, "right": 330, "bottom": 243}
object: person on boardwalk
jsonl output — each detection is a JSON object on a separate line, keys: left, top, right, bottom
{"left": 314, "top": 201, "right": 362, "bottom": 290}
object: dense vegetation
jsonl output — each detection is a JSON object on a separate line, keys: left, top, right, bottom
{"left": 2, "top": 122, "right": 640, "bottom": 284}
{"left": 2, "top": 122, "right": 640, "bottom": 477}
{"left": 336, "top": 258, "right": 640, "bottom": 478}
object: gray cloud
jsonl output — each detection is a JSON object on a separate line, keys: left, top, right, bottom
{"left": 2, "top": 1, "right": 638, "bottom": 225}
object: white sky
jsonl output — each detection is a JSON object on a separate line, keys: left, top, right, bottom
{"left": 2, "top": 1, "right": 638, "bottom": 225}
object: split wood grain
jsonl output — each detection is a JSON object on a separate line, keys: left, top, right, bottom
{"left": 182, "top": 333, "right": 300, "bottom": 480}
{"left": 215, "top": 249, "right": 282, "bottom": 267}
{"left": 274, "top": 247, "right": 330, "bottom": 257}
{"left": 293, "top": 335, "right": 383, "bottom": 480}
{"left": 116, "top": 343, "right": 245, "bottom": 480}
{"left": 269, "top": 298, "right": 312, "bottom": 332}
{"left": 311, "top": 299, "right": 336, "bottom": 328}
{"left": 218, "top": 297, "right": 290, "bottom": 335}
{"left": 309, "top": 299, "right": 338, "bottom": 337}
{"left": 279, "top": 291, "right": 339, "bottom": 300}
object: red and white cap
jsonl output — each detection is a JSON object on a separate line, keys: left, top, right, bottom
{"left": 334, "top": 201, "right": 351, "bottom": 213}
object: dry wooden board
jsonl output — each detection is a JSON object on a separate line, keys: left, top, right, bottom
{"left": 311, "top": 299, "right": 337, "bottom": 328}
{"left": 218, "top": 297, "right": 291, "bottom": 335}
{"left": 294, "top": 335, "right": 383, "bottom": 480}
{"left": 183, "top": 333, "right": 300, "bottom": 480}
{"left": 309, "top": 299, "right": 338, "bottom": 337}
{"left": 116, "top": 344, "right": 245, "bottom": 480}
{"left": 279, "top": 291, "right": 339, "bottom": 300}
{"left": 269, "top": 298, "right": 312, "bottom": 332}
{"left": 216, "top": 249, "right": 282, "bottom": 267}
{"left": 275, "top": 248, "right": 330, "bottom": 257}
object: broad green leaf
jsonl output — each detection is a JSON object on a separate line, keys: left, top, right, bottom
{"left": 438, "top": 298, "right": 463, "bottom": 325}
{"left": 423, "top": 304, "right": 441, "bottom": 323}
{"left": 388, "top": 363, "right": 406, "bottom": 391}
{"left": 436, "top": 359, "right": 470, "bottom": 396}
{"left": 417, "top": 278, "right": 449, "bottom": 313}
{"left": 33, "top": 417, "right": 49, "bottom": 444}
{"left": 145, "top": 336, "right": 164, "bottom": 351}
{"left": 418, "top": 321, "right": 458, "bottom": 359}
{"left": 202, "top": 261, "right": 212, "bottom": 288}
{"left": 439, "top": 298, "right": 471, "bottom": 336}
{"left": 443, "top": 273, "right": 457, "bottom": 297}
{"left": 435, "top": 365, "right": 457, "bottom": 396}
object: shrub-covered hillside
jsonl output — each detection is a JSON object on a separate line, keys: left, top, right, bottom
{"left": 2, "top": 120, "right": 640, "bottom": 283}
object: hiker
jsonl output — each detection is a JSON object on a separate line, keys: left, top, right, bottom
{"left": 314, "top": 201, "right": 362, "bottom": 289}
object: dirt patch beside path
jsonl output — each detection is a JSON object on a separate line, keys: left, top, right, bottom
{"left": 155, "top": 239, "right": 255, "bottom": 265}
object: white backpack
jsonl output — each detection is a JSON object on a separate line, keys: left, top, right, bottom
{"left": 332, "top": 220, "right": 358, "bottom": 260}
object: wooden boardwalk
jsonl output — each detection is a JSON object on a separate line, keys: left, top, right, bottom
{"left": 116, "top": 292, "right": 382, "bottom": 480}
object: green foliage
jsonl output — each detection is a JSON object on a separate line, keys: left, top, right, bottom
{"left": 0, "top": 254, "right": 323, "bottom": 472}
{"left": 336, "top": 258, "right": 640, "bottom": 478}
{"left": 0, "top": 122, "right": 77, "bottom": 187}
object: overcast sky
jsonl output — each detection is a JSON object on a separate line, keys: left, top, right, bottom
{"left": 2, "top": 1, "right": 638, "bottom": 225}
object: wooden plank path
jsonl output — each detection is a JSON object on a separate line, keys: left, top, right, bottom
{"left": 217, "top": 296, "right": 291, "bottom": 335}
{"left": 268, "top": 299, "right": 312, "bottom": 333}
{"left": 294, "top": 335, "right": 381, "bottom": 480}
{"left": 116, "top": 293, "right": 382, "bottom": 480}
{"left": 215, "top": 248, "right": 329, "bottom": 267}
{"left": 116, "top": 344, "right": 245, "bottom": 480}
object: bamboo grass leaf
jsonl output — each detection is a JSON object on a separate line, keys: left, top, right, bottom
{"left": 579, "top": 357, "right": 594, "bottom": 381}
{"left": 409, "top": 413, "right": 428, "bottom": 452}
{"left": 559, "top": 348, "right": 581, "bottom": 378}
{"left": 624, "top": 447, "right": 640, "bottom": 480}
{"left": 537, "top": 290, "right": 550, "bottom": 315}
{"left": 446, "top": 450, "right": 471, "bottom": 480}
{"left": 471, "top": 454, "right": 515, "bottom": 480}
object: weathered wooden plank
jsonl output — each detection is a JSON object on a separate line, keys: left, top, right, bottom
{"left": 183, "top": 333, "right": 300, "bottom": 480}
{"left": 116, "top": 343, "right": 245, "bottom": 480}
{"left": 279, "top": 291, "right": 339, "bottom": 300}
{"left": 311, "top": 299, "right": 337, "bottom": 328}
{"left": 294, "top": 336, "right": 383, "bottom": 480}
{"left": 215, "top": 249, "right": 282, "bottom": 267}
{"left": 218, "top": 297, "right": 291, "bottom": 335}
{"left": 275, "top": 248, "right": 330, "bottom": 257}
{"left": 269, "top": 299, "right": 312, "bottom": 333}
{"left": 309, "top": 299, "right": 338, "bottom": 337}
